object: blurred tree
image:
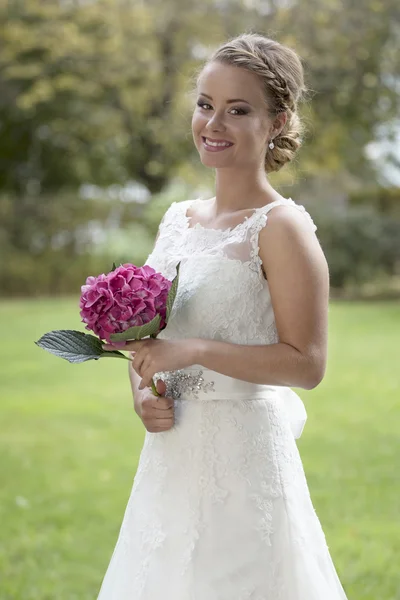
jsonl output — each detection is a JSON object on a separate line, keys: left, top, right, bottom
{"left": 274, "top": 0, "right": 400, "bottom": 185}
{"left": 0, "top": 0, "right": 224, "bottom": 195}
{"left": 0, "top": 0, "right": 399, "bottom": 196}
{"left": 0, "top": 0, "right": 224, "bottom": 268}
{"left": 349, "top": 186, "right": 400, "bottom": 218}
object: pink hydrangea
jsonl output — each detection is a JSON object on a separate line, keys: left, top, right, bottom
{"left": 79, "top": 264, "right": 172, "bottom": 342}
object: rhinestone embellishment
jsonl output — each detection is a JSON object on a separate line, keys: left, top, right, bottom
{"left": 153, "top": 369, "right": 215, "bottom": 400}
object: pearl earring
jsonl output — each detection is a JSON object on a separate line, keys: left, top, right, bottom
{"left": 268, "top": 139, "right": 275, "bottom": 150}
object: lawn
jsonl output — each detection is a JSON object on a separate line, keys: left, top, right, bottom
{"left": 0, "top": 297, "right": 399, "bottom": 599}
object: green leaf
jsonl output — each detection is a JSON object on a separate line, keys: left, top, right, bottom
{"left": 109, "top": 313, "right": 161, "bottom": 342}
{"left": 166, "top": 261, "right": 181, "bottom": 322}
{"left": 35, "top": 330, "right": 129, "bottom": 363}
{"left": 111, "top": 262, "right": 118, "bottom": 271}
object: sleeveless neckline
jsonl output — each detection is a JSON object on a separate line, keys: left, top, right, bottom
{"left": 182, "top": 196, "right": 294, "bottom": 235}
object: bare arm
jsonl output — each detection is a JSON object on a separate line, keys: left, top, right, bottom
{"left": 195, "top": 206, "right": 330, "bottom": 390}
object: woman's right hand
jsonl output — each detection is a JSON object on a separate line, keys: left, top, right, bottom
{"left": 135, "top": 378, "right": 175, "bottom": 433}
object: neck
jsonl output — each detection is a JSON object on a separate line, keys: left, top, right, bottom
{"left": 212, "top": 167, "right": 281, "bottom": 215}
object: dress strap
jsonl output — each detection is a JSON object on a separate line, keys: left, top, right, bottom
{"left": 247, "top": 198, "right": 317, "bottom": 275}
{"left": 252, "top": 197, "right": 317, "bottom": 233}
{"left": 159, "top": 200, "right": 178, "bottom": 227}
{"left": 156, "top": 199, "right": 191, "bottom": 238}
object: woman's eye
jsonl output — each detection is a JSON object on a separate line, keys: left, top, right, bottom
{"left": 197, "top": 101, "right": 211, "bottom": 110}
{"left": 230, "top": 107, "right": 247, "bottom": 115}
{"left": 196, "top": 101, "right": 247, "bottom": 116}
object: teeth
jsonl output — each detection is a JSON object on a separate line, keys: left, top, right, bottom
{"left": 205, "top": 138, "right": 231, "bottom": 147}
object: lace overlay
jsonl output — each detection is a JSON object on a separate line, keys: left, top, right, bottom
{"left": 97, "top": 197, "right": 349, "bottom": 600}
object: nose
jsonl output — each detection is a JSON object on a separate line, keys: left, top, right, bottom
{"left": 206, "top": 112, "right": 226, "bottom": 132}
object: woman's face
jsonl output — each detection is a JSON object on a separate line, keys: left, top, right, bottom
{"left": 191, "top": 61, "right": 278, "bottom": 170}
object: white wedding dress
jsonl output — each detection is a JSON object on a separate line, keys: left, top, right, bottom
{"left": 96, "top": 197, "right": 349, "bottom": 599}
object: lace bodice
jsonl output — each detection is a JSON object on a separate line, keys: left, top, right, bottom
{"left": 146, "top": 196, "right": 317, "bottom": 346}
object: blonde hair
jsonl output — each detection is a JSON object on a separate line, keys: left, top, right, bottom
{"left": 195, "top": 33, "right": 308, "bottom": 173}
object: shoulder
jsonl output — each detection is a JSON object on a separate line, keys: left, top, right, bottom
{"left": 263, "top": 200, "right": 317, "bottom": 233}
{"left": 175, "top": 198, "right": 199, "bottom": 208}
{"left": 165, "top": 198, "right": 197, "bottom": 217}
{"left": 156, "top": 198, "right": 198, "bottom": 241}
{"left": 160, "top": 198, "right": 194, "bottom": 222}
{"left": 257, "top": 200, "right": 318, "bottom": 249}
{"left": 258, "top": 201, "right": 328, "bottom": 276}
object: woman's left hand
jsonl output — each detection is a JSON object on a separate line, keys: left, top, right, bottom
{"left": 102, "top": 338, "right": 203, "bottom": 390}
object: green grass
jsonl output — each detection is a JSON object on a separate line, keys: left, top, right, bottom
{"left": 0, "top": 297, "right": 399, "bottom": 599}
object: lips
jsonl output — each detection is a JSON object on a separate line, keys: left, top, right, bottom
{"left": 202, "top": 136, "right": 234, "bottom": 145}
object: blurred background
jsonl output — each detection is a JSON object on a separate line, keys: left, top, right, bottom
{"left": 0, "top": 1, "right": 399, "bottom": 598}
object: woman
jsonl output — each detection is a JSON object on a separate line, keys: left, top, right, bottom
{"left": 97, "top": 33, "right": 349, "bottom": 599}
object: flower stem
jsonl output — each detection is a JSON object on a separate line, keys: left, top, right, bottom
{"left": 151, "top": 377, "right": 160, "bottom": 396}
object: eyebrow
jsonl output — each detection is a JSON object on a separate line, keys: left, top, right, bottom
{"left": 198, "top": 92, "right": 252, "bottom": 106}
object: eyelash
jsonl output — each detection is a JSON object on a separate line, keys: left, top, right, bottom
{"left": 196, "top": 101, "right": 248, "bottom": 116}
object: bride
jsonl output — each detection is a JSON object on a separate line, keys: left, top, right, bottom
{"left": 97, "top": 32, "right": 349, "bottom": 599}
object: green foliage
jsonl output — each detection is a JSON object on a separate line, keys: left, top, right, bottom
{"left": 0, "top": 189, "right": 155, "bottom": 296}
{"left": 35, "top": 330, "right": 129, "bottom": 363}
{"left": 1, "top": 1, "right": 400, "bottom": 297}
{"left": 109, "top": 314, "right": 162, "bottom": 342}
{"left": 276, "top": 0, "right": 400, "bottom": 181}
{"left": 0, "top": 249, "right": 111, "bottom": 296}
{"left": 1, "top": 298, "right": 400, "bottom": 599}
{"left": 140, "top": 178, "right": 201, "bottom": 238}
{"left": 0, "top": 0, "right": 202, "bottom": 194}
{"left": 314, "top": 204, "right": 400, "bottom": 289}
{"left": 0, "top": 0, "right": 399, "bottom": 196}
{"left": 166, "top": 261, "right": 181, "bottom": 322}
{"left": 349, "top": 186, "right": 400, "bottom": 218}
{"left": 90, "top": 221, "right": 155, "bottom": 267}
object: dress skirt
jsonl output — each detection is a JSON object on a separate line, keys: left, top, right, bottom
{"left": 96, "top": 367, "right": 349, "bottom": 600}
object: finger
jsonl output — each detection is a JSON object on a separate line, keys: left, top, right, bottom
{"left": 102, "top": 341, "right": 127, "bottom": 350}
{"left": 154, "top": 380, "right": 173, "bottom": 406}
{"left": 149, "top": 396, "right": 174, "bottom": 409}
{"left": 138, "top": 356, "right": 153, "bottom": 387}
{"left": 138, "top": 364, "right": 154, "bottom": 390}
{"left": 147, "top": 414, "right": 174, "bottom": 424}
{"left": 142, "top": 396, "right": 173, "bottom": 411}
{"left": 102, "top": 339, "right": 146, "bottom": 351}
{"left": 153, "top": 403, "right": 174, "bottom": 411}
{"left": 122, "top": 340, "right": 148, "bottom": 351}
{"left": 132, "top": 349, "right": 147, "bottom": 377}
{"left": 138, "top": 376, "right": 150, "bottom": 390}
{"left": 155, "top": 379, "right": 167, "bottom": 396}
{"left": 147, "top": 422, "right": 174, "bottom": 432}
{"left": 152, "top": 401, "right": 174, "bottom": 413}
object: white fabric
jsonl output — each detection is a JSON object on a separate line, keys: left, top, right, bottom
{"left": 97, "top": 197, "right": 349, "bottom": 599}
{"left": 153, "top": 365, "right": 307, "bottom": 440}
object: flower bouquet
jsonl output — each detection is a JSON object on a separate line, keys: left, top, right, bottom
{"left": 35, "top": 261, "right": 180, "bottom": 396}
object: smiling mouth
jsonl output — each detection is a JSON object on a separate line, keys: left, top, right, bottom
{"left": 202, "top": 136, "right": 234, "bottom": 148}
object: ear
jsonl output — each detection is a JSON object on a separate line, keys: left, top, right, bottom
{"left": 273, "top": 111, "right": 288, "bottom": 137}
